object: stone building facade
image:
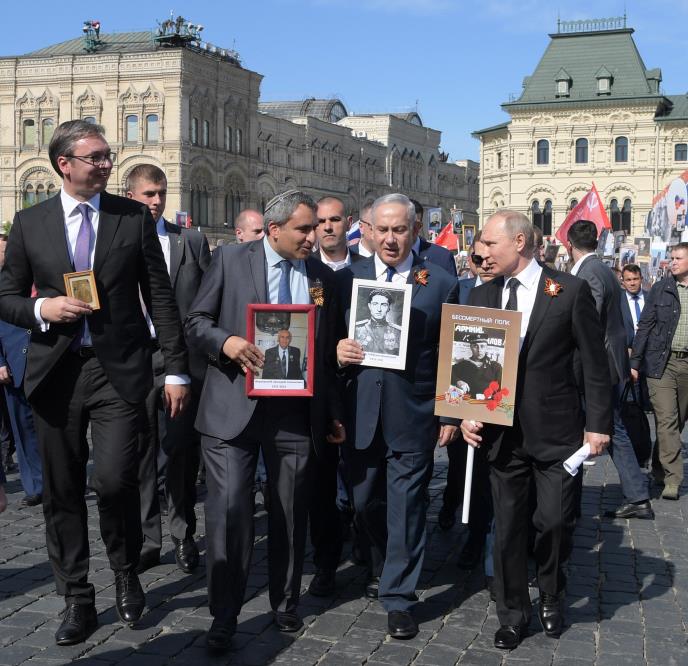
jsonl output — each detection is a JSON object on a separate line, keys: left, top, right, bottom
{"left": 473, "top": 18, "right": 688, "bottom": 237}
{"left": 0, "top": 20, "right": 478, "bottom": 240}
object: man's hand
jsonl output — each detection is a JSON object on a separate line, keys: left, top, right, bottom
{"left": 460, "top": 419, "right": 484, "bottom": 448}
{"left": 437, "top": 424, "right": 460, "bottom": 447}
{"left": 587, "top": 431, "right": 610, "bottom": 457}
{"left": 337, "top": 338, "right": 364, "bottom": 367}
{"left": 0, "top": 366, "right": 11, "bottom": 385}
{"left": 222, "top": 336, "right": 264, "bottom": 373}
{"left": 630, "top": 368, "right": 639, "bottom": 382}
{"left": 163, "top": 384, "right": 190, "bottom": 419}
{"left": 326, "top": 419, "right": 346, "bottom": 444}
{"left": 40, "top": 296, "right": 92, "bottom": 323}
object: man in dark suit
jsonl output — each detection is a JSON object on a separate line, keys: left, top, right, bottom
{"left": 410, "top": 198, "right": 457, "bottom": 277}
{"left": 349, "top": 199, "right": 376, "bottom": 258}
{"left": 568, "top": 222, "right": 651, "bottom": 519}
{"left": 620, "top": 264, "right": 648, "bottom": 347}
{"left": 185, "top": 190, "right": 345, "bottom": 650}
{"left": 262, "top": 329, "right": 303, "bottom": 380}
{"left": 461, "top": 210, "right": 611, "bottom": 649}
{"left": 337, "top": 193, "right": 460, "bottom": 640}
{"left": 126, "top": 164, "right": 210, "bottom": 575}
{"left": 0, "top": 120, "right": 189, "bottom": 645}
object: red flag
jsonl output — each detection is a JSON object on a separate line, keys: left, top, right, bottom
{"left": 555, "top": 182, "right": 611, "bottom": 244}
{"left": 434, "top": 222, "right": 458, "bottom": 251}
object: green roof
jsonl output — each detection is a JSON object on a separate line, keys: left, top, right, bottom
{"left": 471, "top": 121, "right": 510, "bottom": 137}
{"left": 657, "top": 95, "right": 688, "bottom": 122}
{"left": 20, "top": 31, "right": 156, "bottom": 57}
{"left": 505, "top": 28, "right": 660, "bottom": 107}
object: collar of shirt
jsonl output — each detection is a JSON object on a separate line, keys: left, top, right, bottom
{"left": 474, "top": 275, "right": 483, "bottom": 287}
{"left": 626, "top": 290, "right": 643, "bottom": 302}
{"left": 319, "top": 249, "right": 350, "bottom": 271}
{"left": 503, "top": 257, "right": 541, "bottom": 294}
{"left": 374, "top": 252, "right": 414, "bottom": 283}
{"left": 570, "top": 252, "right": 596, "bottom": 276}
{"left": 501, "top": 257, "right": 543, "bottom": 347}
{"left": 263, "top": 236, "right": 304, "bottom": 272}
{"left": 60, "top": 189, "right": 100, "bottom": 219}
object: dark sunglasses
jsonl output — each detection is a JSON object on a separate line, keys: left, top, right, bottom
{"left": 471, "top": 253, "right": 485, "bottom": 266}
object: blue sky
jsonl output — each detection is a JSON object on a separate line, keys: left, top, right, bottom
{"left": 4, "top": 1, "right": 686, "bottom": 161}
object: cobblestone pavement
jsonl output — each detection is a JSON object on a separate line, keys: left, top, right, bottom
{"left": 1, "top": 447, "right": 687, "bottom": 666}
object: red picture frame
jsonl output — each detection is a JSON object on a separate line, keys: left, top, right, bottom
{"left": 245, "top": 303, "right": 316, "bottom": 397}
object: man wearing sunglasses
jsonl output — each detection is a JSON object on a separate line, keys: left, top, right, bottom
{"left": 0, "top": 120, "right": 188, "bottom": 645}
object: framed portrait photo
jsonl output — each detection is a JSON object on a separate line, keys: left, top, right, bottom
{"left": 348, "top": 278, "right": 412, "bottom": 370}
{"left": 435, "top": 304, "right": 522, "bottom": 426}
{"left": 462, "top": 224, "right": 476, "bottom": 250}
{"left": 634, "top": 236, "right": 651, "bottom": 258}
{"left": 63, "top": 270, "right": 100, "bottom": 310}
{"left": 245, "top": 304, "right": 315, "bottom": 397}
{"left": 619, "top": 244, "right": 638, "bottom": 267}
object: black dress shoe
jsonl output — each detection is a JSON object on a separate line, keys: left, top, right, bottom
{"left": 114, "top": 570, "right": 145, "bottom": 625}
{"left": 173, "top": 536, "right": 200, "bottom": 573}
{"left": 457, "top": 535, "right": 483, "bottom": 570}
{"left": 308, "top": 569, "right": 336, "bottom": 597}
{"left": 604, "top": 500, "right": 654, "bottom": 520}
{"left": 274, "top": 610, "right": 303, "bottom": 632}
{"left": 55, "top": 603, "right": 98, "bottom": 645}
{"left": 388, "top": 610, "right": 418, "bottom": 639}
{"left": 206, "top": 617, "right": 237, "bottom": 650}
{"left": 135, "top": 551, "right": 161, "bottom": 574}
{"left": 364, "top": 575, "right": 380, "bottom": 599}
{"left": 494, "top": 623, "right": 527, "bottom": 649}
{"left": 437, "top": 505, "right": 456, "bottom": 531}
{"left": 21, "top": 494, "right": 42, "bottom": 507}
{"left": 539, "top": 591, "right": 563, "bottom": 637}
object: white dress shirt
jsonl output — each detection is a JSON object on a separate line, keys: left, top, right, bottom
{"left": 319, "top": 249, "right": 351, "bottom": 271}
{"left": 501, "top": 257, "right": 543, "bottom": 348}
{"left": 357, "top": 243, "right": 373, "bottom": 258}
{"left": 569, "top": 251, "right": 596, "bottom": 277}
{"left": 626, "top": 290, "right": 645, "bottom": 330}
{"left": 373, "top": 252, "right": 414, "bottom": 284}
{"left": 263, "top": 237, "right": 310, "bottom": 305}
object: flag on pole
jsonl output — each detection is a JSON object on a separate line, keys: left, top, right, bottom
{"left": 555, "top": 182, "right": 611, "bottom": 244}
{"left": 434, "top": 222, "right": 459, "bottom": 251}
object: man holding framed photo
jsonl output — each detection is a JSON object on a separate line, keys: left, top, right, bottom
{"left": 337, "top": 193, "right": 460, "bottom": 640}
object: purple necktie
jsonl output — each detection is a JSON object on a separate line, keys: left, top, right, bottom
{"left": 70, "top": 204, "right": 93, "bottom": 350}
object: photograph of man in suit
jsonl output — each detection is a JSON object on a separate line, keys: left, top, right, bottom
{"left": 0, "top": 120, "right": 189, "bottom": 645}
{"left": 461, "top": 210, "right": 611, "bottom": 649}
{"left": 126, "top": 164, "right": 210, "bottom": 576}
{"left": 261, "top": 329, "right": 303, "bottom": 380}
{"left": 185, "top": 190, "right": 345, "bottom": 650}
{"left": 336, "top": 193, "right": 460, "bottom": 640}
{"left": 354, "top": 289, "right": 402, "bottom": 356}
{"left": 450, "top": 333, "right": 503, "bottom": 398}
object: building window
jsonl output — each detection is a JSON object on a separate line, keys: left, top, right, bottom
{"left": 597, "top": 78, "right": 611, "bottom": 94}
{"left": 287, "top": 152, "right": 292, "bottom": 167}
{"left": 675, "top": 143, "right": 688, "bottom": 161}
{"left": 235, "top": 128, "right": 242, "bottom": 154}
{"left": 23, "top": 119, "right": 35, "bottom": 147}
{"left": 191, "top": 117, "right": 198, "bottom": 145}
{"left": 146, "top": 114, "right": 159, "bottom": 142}
{"left": 575, "top": 138, "right": 588, "bottom": 164}
{"left": 22, "top": 184, "right": 35, "bottom": 208}
{"left": 536, "top": 139, "right": 549, "bottom": 165}
{"left": 202, "top": 120, "right": 209, "bottom": 147}
{"left": 622, "top": 199, "right": 632, "bottom": 233}
{"left": 615, "top": 136, "right": 628, "bottom": 163}
{"left": 497, "top": 152, "right": 502, "bottom": 169}
{"left": 569, "top": 199, "right": 578, "bottom": 210}
{"left": 323, "top": 157, "right": 327, "bottom": 172}
{"left": 42, "top": 118, "right": 55, "bottom": 145}
{"left": 609, "top": 199, "right": 621, "bottom": 231}
{"left": 266, "top": 148, "right": 271, "bottom": 164}
{"left": 543, "top": 200, "right": 553, "bottom": 235}
{"left": 556, "top": 80, "right": 569, "bottom": 96}
{"left": 312, "top": 154, "right": 316, "bottom": 171}
{"left": 225, "top": 126, "right": 232, "bottom": 152}
{"left": 333, "top": 159, "right": 337, "bottom": 176}
{"left": 531, "top": 200, "right": 542, "bottom": 228}
{"left": 125, "top": 115, "right": 138, "bottom": 143}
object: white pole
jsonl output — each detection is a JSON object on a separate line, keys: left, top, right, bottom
{"left": 461, "top": 445, "right": 475, "bottom": 524}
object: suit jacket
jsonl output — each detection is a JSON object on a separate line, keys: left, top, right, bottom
{"left": 418, "top": 238, "right": 457, "bottom": 277}
{"left": 262, "top": 345, "right": 302, "bottom": 380}
{"left": 185, "top": 240, "right": 342, "bottom": 453}
{"left": 620, "top": 288, "right": 649, "bottom": 348}
{"left": 0, "top": 192, "right": 187, "bottom": 402}
{"left": 338, "top": 255, "right": 459, "bottom": 452}
{"left": 468, "top": 266, "right": 612, "bottom": 462}
{"left": 163, "top": 220, "right": 211, "bottom": 388}
{"left": 458, "top": 277, "right": 477, "bottom": 305}
{"left": 0, "top": 320, "right": 31, "bottom": 388}
{"left": 575, "top": 255, "right": 630, "bottom": 386}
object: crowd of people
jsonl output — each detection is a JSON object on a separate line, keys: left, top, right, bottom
{"left": 0, "top": 119, "right": 684, "bottom": 654}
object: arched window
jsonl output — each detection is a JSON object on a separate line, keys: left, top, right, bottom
{"left": 225, "top": 126, "right": 232, "bottom": 152}
{"left": 83, "top": 116, "right": 96, "bottom": 124}
{"left": 575, "top": 138, "right": 588, "bottom": 164}
{"left": 609, "top": 199, "right": 621, "bottom": 231}
{"left": 23, "top": 119, "right": 35, "bottom": 147}
{"left": 235, "top": 128, "right": 243, "bottom": 154}
{"left": 191, "top": 117, "right": 198, "bottom": 145}
{"left": 36, "top": 184, "right": 46, "bottom": 204}
{"left": 622, "top": 199, "right": 632, "bottom": 233}
{"left": 570, "top": 199, "right": 578, "bottom": 210}
{"left": 202, "top": 120, "right": 209, "bottom": 147}
{"left": 543, "top": 200, "right": 553, "bottom": 235}
{"left": 42, "top": 119, "right": 55, "bottom": 145}
{"left": 615, "top": 136, "right": 628, "bottom": 163}
{"left": 146, "top": 114, "right": 159, "bottom": 142}
{"left": 125, "top": 115, "right": 138, "bottom": 143}
{"left": 675, "top": 143, "right": 687, "bottom": 162}
{"left": 22, "top": 184, "right": 36, "bottom": 208}
{"left": 536, "top": 139, "right": 549, "bottom": 165}
{"left": 531, "top": 200, "right": 543, "bottom": 229}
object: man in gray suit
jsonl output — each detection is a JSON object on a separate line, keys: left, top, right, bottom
{"left": 186, "top": 190, "right": 345, "bottom": 650}
{"left": 126, "top": 165, "right": 211, "bottom": 575}
{"left": 568, "top": 220, "right": 651, "bottom": 519}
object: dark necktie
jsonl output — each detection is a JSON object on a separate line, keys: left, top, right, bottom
{"left": 71, "top": 204, "right": 94, "bottom": 350}
{"left": 632, "top": 294, "right": 641, "bottom": 323}
{"left": 278, "top": 260, "right": 292, "bottom": 304}
{"left": 281, "top": 349, "right": 287, "bottom": 378}
{"left": 385, "top": 265, "right": 396, "bottom": 282}
{"left": 505, "top": 277, "right": 520, "bottom": 311}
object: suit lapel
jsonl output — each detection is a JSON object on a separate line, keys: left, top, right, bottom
{"left": 44, "top": 195, "right": 74, "bottom": 274}
{"left": 93, "top": 192, "right": 123, "bottom": 273}
{"left": 248, "top": 241, "right": 268, "bottom": 303}
{"left": 487, "top": 276, "right": 504, "bottom": 309}
{"left": 165, "top": 220, "right": 184, "bottom": 287}
{"left": 520, "top": 268, "right": 555, "bottom": 355}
